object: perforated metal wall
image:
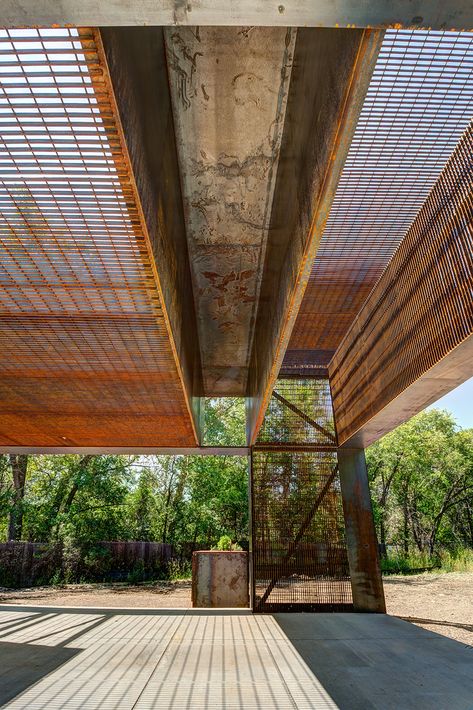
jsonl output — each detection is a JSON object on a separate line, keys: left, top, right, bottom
{"left": 251, "top": 378, "right": 352, "bottom": 612}
{"left": 330, "top": 119, "right": 473, "bottom": 446}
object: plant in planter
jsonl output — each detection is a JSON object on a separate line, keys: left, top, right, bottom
{"left": 193, "top": 537, "right": 248, "bottom": 607}
{"left": 213, "top": 535, "right": 242, "bottom": 551}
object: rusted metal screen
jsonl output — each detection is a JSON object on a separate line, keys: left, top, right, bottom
{"left": 330, "top": 120, "right": 473, "bottom": 447}
{"left": 251, "top": 377, "right": 352, "bottom": 612}
{"left": 0, "top": 27, "right": 196, "bottom": 447}
{"left": 287, "top": 29, "right": 473, "bottom": 365}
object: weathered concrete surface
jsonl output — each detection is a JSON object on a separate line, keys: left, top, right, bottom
{"left": 1, "top": 608, "right": 472, "bottom": 709}
{"left": 192, "top": 550, "right": 249, "bottom": 607}
{"left": 166, "top": 27, "right": 295, "bottom": 395}
{"left": 3, "top": 1, "right": 473, "bottom": 30}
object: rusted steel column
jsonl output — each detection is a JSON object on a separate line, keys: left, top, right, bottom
{"left": 338, "top": 448, "right": 385, "bottom": 613}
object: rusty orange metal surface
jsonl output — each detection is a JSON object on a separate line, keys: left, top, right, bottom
{"left": 330, "top": 120, "right": 473, "bottom": 447}
{"left": 192, "top": 551, "right": 249, "bottom": 608}
{"left": 287, "top": 29, "right": 473, "bottom": 366}
{"left": 0, "top": 27, "right": 197, "bottom": 447}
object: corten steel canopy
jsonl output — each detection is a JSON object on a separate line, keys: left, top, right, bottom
{"left": 285, "top": 28, "right": 473, "bottom": 367}
{"left": 0, "top": 21, "right": 472, "bottom": 452}
{"left": 330, "top": 120, "right": 473, "bottom": 447}
{"left": 0, "top": 28, "right": 198, "bottom": 447}
{"left": 248, "top": 28, "right": 473, "bottom": 441}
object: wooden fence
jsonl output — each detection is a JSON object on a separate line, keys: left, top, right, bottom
{"left": 0, "top": 541, "right": 173, "bottom": 588}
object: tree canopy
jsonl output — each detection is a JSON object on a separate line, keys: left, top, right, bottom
{"left": 0, "top": 398, "right": 248, "bottom": 552}
{"left": 366, "top": 409, "right": 473, "bottom": 556}
{"left": 1, "top": 405, "right": 472, "bottom": 566}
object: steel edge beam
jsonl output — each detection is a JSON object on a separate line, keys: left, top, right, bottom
{"left": 338, "top": 338, "right": 473, "bottom": 449}
{"left": 0, "top": 447, "right": 250, "bottom": 456}
{"left": 95, "top": 28, "right": 201, "bottom": 443}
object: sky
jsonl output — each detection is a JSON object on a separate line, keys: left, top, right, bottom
{"left": 427, "top": 377, "right": 473, "bottom": 429}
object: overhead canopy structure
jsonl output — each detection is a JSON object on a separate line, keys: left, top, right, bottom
{"left": 0, "top": 14, "right": 472, "bottom": 451}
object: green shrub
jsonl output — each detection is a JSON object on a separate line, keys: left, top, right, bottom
{"left": 438, "top": 548, "right": 473, "bottom": 572}
{"left": 214, "top": 535, "right": 242, "bottom": 551}
{"left": 83, "top": 544, "right": 112, "bottom": 580}
{"left": 62, "top": 538, "right": 82, "bottom": 583}
{"left": 381, "top": 549, "right": 438, "bottom": 575}
{"left": 127, "top": 559, "right": 146, "bottom": 584}
{"left": 381, "top": 547, "right": 473, "bottom": 575}
{"left": 49, "top": 569, "right": 63, "bottom": 586}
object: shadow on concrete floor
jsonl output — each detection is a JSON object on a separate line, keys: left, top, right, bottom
{"left": 274, "top": 613, "right": 473, "bottom": 710}
{"left": 0, "top": 641, "right": 79, "bottom": 707}
{"left": 1, "top": 609, "right": 472, "bottom": 709}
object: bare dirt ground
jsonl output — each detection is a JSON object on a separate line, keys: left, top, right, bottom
{"left": 383, "top": 571, "right": 473, "bottom": 645}
{"left": 0, "top": 580, "right": 192, "bottom": 608}
{"left": 0, "top": 573, "right": 472, "bottom": 645}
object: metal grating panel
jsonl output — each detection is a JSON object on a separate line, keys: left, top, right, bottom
{"left": 330, "top": 120, "right": 473, "bottom": 446}
{"left": 0, "top": 27, "right": 196, "bottom": 447}
{"left": 256, "top": 378, "right": 336, "bottom": 449}
{"left": 251, "top": 378, "right": 352, "bottom": 612}
{"left": 288, "top": 29, "right": 473, "bottom": 359}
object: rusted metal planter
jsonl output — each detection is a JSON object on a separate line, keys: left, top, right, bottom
{"left": 192, "top": 551, "right": 249, "bottom": 608}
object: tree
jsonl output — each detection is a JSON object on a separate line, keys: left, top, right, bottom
{"left": 7, "top": 455, "right": 29, "bottom": 540}
{"left": 24, "top": 455, "right": 134, "bottom": 543}
{"left": 367, "top": 410, "right": 473, "bottom": 556}
{"left": 0, "top": 398, "right": 250, "bottom": 554}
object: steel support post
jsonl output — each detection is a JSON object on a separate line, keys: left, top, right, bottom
{"left": 338, "top": 448, "right": 386, "bottom": 613}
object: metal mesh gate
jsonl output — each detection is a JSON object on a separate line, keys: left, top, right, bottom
{"left": 251, "top": 377, "right": 353, "bottom": 612}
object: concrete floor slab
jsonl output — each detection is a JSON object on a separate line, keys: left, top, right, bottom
{"left": 0, "top": 608, "right": 471, "bottom": 709}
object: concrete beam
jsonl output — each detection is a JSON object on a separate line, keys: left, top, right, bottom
{"left": 330, "top": 123, "right": 473, "bottom": 448}
{"left": 247, "top": 28, "right": 383, "bottom": 443}
{"left": 165, "top": 27, "right": 295, "bottom": 396}
{"left": 2, "top": 1, "right": 473, "bottom": 29}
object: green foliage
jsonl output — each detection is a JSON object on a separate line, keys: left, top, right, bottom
{"left": 214, "top": 535, "right": 242, "bottom": 551}
{"left": 381, "top": 547, "right": 473, "bottom": 575}
{"left": 215, "top": 535, "right": 232, "bottom": 550}
{"left": 203, "top": 398, "right": 246, "bottom": 446}
{"left": 0, "top": 398, "right": 249, "bottom": 586}
{"left": 380, "top": 549, "right": 439, "bottom": 574}
{"left": 83, "top": 545, "right": 113, "bottom": 579}
{"left": 438, "top": 548, "right": 473, "bottom": 572}
{"left": 127, "top": 559, "right": 146, "bottom": 584}
{"left": 367, "top": 409, "right": 473, "bottom": 562}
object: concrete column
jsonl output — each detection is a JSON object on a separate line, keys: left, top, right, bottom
{"left": 338, "top": 448, "right": 386, "bottom": 613}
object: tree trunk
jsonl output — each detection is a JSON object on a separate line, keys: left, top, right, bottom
{"left": 467, "top": 503, "right": 473, "bottom": 547}
{"left": 403, "top": 497, "right": 409, "bottom": 555}
{"left": 51, "top": 455, "right": 92, "bottom": 539}
{"left": 8, "top": 455, "right": 28, "bottom": 541}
